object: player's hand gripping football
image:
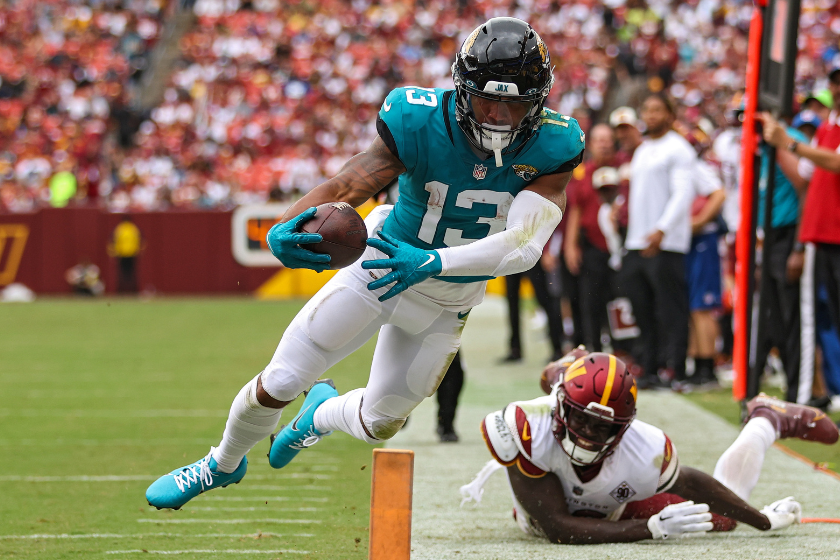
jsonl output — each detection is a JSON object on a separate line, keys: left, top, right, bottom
{"left": 265, "top": 207, "right": 331, "bottom": 272}
{"left": 760, "top": 496, "right": 802, "bottom": 530}
{"left": 647, "top": 500, "right": 714, "bottom": 540}
{"left": 363, "top": 231, "right": 441, "bottom": 301}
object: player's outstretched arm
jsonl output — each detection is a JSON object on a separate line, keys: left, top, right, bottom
{"left": 434, "top": 171, "right": 572, "bottom": 279}
{"left": 280, "top": 136, "right": 406, "bottom": 222}
{"left": 668, "top": 466, "right": 773, "bottom": 530}
{"left": 507, "top": 465, "right": 652, "bottom": 544}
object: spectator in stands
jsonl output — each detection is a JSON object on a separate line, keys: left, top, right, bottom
{"left": 801, "top": 90, "right": 832, "bottom": 124}
{"left": 792, "top": 111, "right": 822, "bottom": 141}
{"left": 564, "top": 124, "right": 620, "bottom": 352}
{"left": 622, "top": 93, "right": 695, "bottom": 389}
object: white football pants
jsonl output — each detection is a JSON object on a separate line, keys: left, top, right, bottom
{"left": 259, "top": 245, "right": 467, "bottom": 443}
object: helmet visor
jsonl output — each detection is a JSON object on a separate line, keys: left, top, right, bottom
{"left": 469, "top": 94, "right": 535, "bottom": 129}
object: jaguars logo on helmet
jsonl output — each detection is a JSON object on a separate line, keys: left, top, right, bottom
{"left": 537, "top": 40, "right": 548, "bottom": 63}
{"left": 513, "top": 164, "right": 539, "bottom": 181}
{"left": 463, "top": 27, "right": 481, "bottom": 54}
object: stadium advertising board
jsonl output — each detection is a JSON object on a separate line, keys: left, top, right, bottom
{"left": 231, "top": 203, "right": 290, "bottom": 267}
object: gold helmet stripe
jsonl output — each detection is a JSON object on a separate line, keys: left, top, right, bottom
{"left": 600, "top": 354, "right": 617, "bottom": 406}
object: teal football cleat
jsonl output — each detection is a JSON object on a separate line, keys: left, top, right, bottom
{"left": 268, "top": 379, "right": 338, "bottom": 469}
{"left": 146, "top": 448, "right": 247, "bottom": 510}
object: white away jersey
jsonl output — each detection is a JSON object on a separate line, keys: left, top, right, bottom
{"left": 481, "top": 396, "right": 679, "bottom": 533}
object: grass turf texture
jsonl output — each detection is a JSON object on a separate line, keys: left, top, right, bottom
{"left": 0, "top": 298, "right": 377, "bottom": 559}
{"left": 4, "top": 297, "right": 840, "bottom": 559}
{"left": 683, "top": 387, "right": 840, "bottom": 473}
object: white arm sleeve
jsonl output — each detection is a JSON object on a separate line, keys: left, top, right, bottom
{"left": 437, "top": 190, "right": 563, "bottom": 278}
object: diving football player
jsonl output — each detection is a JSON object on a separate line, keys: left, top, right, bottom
{"left": 146, "top": 17, "right": 585, "bottom": 509}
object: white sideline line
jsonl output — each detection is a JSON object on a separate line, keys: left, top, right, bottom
{"left": 236, "top": 485, "right": 331, "bottom": 491}
{"left": 310, "top": 465, "right": 339, "bottom": 471}
{"left": 137, "top": 519, "right": 321, "bottom": 525}
{"left": 0, "top": 533, "right": 314, "bottom": 540}
{"left": 0, "top": 409, "right": 228, "bottom": 418}
{"left": 200, "top": 497, "right": 329, "bottom": 503}
{"left": 249, "top": 474, "right": 332, "bottom": 480}
{"left": 105, "top": 550, "right": 308, "bottom": 555}
{"left": 182, "top": 507, "right": 320, "bottom": 512}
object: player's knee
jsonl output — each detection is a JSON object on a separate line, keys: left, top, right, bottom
{"left": 359, "top": 411, "right": 406, "bottom": 442}
{"left": 260, "top": 369, "right": 309, "bottom": 403}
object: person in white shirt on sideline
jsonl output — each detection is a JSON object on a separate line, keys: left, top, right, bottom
{"left": 620, "top": 93, "right": 696, "bottom": 390}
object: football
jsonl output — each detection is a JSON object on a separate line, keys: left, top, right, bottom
{"left": 300, "top": 202, "right": 368, "bottom": 269}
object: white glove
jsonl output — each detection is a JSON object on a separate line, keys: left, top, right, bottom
{"left": 647, "top": 500, "right": 714, "bottom": 540}
{"left": 760, "top": 496, "right": 802, "bottom": 530}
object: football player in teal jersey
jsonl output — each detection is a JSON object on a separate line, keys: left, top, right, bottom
{"left": 146, "top": 17, "right": 586, "bottom": 511}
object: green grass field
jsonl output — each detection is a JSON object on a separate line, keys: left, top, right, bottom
{"left": 3, "top": 298, "right": 839, "bottom": 560}
{"left": 0, "top": 299, "right": 377, "bottom": 559}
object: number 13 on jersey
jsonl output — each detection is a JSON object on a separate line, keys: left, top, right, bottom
{"left": 417, "top": 181, "right": 514, "bottom": 247}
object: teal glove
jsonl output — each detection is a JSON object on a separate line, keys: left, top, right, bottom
{"left": 266, "top": 207, "right": 331, "bottom": 272}
{"left": 362, "top": 231, "right": 441, "bottom": 301}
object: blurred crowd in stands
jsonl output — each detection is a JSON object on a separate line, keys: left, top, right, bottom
{"left": 3, "top": 0, "right": 839, "bottom": 213}
{"left": 0, "top": 0, "right": 164, "bottom": 212}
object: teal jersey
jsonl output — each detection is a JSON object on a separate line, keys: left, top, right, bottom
{"left": 377, "top": 86, "right": 585, "bottom": 283}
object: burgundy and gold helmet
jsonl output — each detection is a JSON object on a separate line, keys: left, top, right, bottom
{"left": 553, "top": 352, "right": 637, "bottom": 466}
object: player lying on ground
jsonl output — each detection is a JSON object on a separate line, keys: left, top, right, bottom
{"left": 460, "top": 350, "right": 839, "bottom": 543}
{"left": 145, "top": 17, "right": 586, "bottom": 509}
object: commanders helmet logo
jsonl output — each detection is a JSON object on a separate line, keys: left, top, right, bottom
{"left": 513, "top": 164, "right": 539, "bottom": 182}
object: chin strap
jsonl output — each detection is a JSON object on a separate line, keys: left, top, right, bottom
{"left": 491, "top": 132, "right": 503, "bottom": 167}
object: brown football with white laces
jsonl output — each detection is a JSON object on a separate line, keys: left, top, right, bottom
{"left": 300, "top": 202, "right": 368, "bottom": 269}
